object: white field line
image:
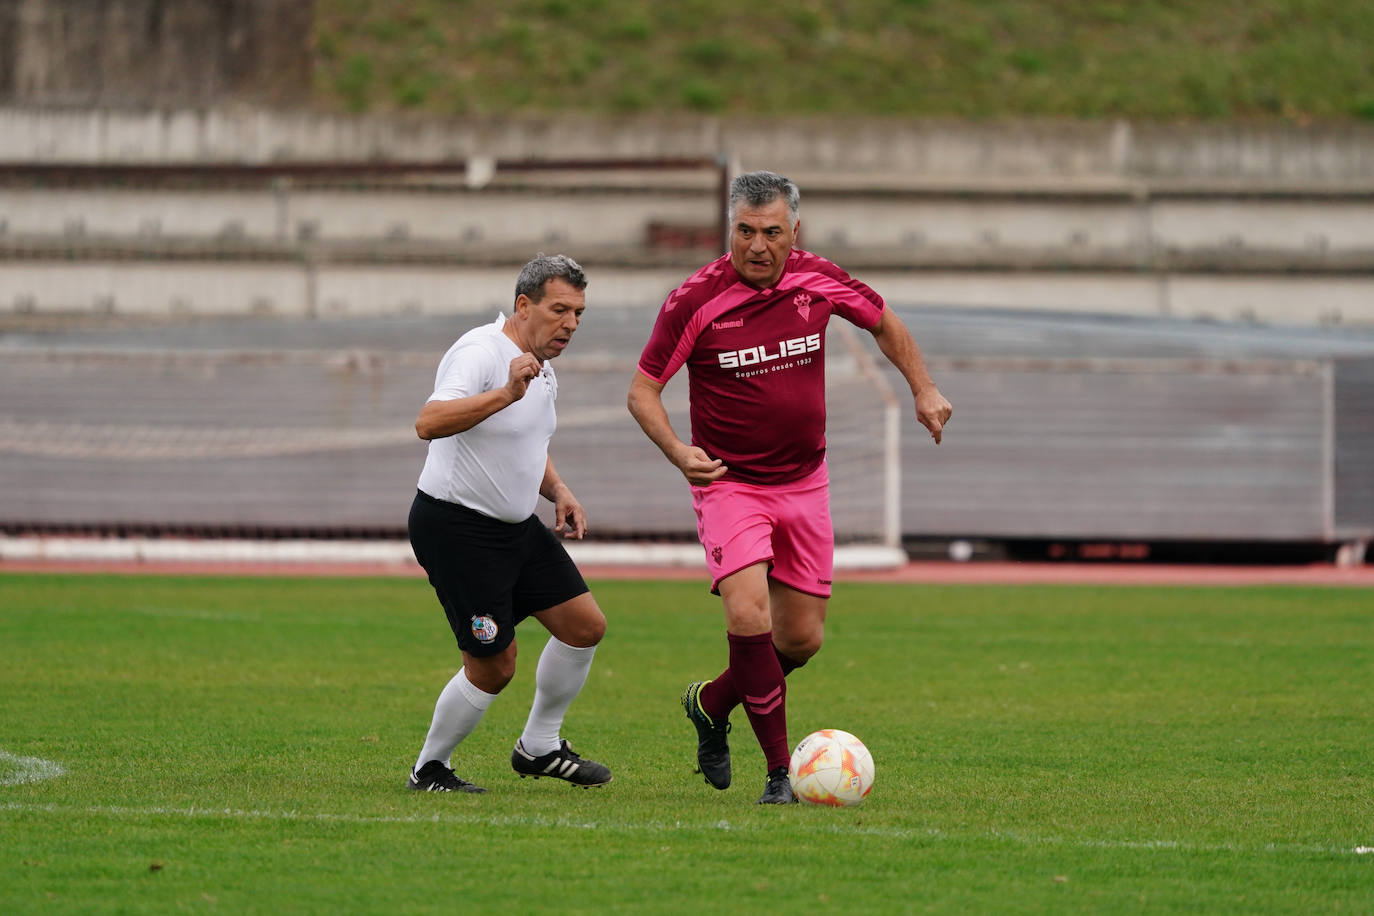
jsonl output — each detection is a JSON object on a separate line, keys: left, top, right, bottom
{"left": 1, "top": 800, "right": 1368, "bottom": 857}
{"left": 0, "top": 751, "right": 67, "bottom": 786}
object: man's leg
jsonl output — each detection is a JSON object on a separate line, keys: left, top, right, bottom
{"left": 767, "top": 580, "right": 828, "bottom": 667}
{"left": 695, "top": 575, "right": 830, "bottom": 802}
{"left": 409, "top": 648, "right": 513, "bottom": 792}
{"left": 713, "top": 565, "right": 791, "bottom": 776}
{"left": 697, "top": 464, "right": 832, "bottom": 720}
{"left": 509, "top": 593, "right": 612, "bottom": 786}
{"left": 414, "top": 649, "right": 513, "bottom": 769}
{"left": 407, "top": 492, "right": 520, "bottom": 792}
{"left": 520, "top": 593, "right": 606, "bottom": 755}
{"left": 699, "top": 580, "right": 827, "bottom": 717}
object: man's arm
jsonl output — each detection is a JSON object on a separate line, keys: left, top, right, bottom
{"left": 415, "top": 352, "right": 542, "bottom": 440}
{"left": 868, "top": 308, "right": 953, "bottom": 444}
{"left": 627, "top": 371, "right": 728, "bottom": 486}
{"left": 540, "top": 456, "right": 586, "bottom": 539}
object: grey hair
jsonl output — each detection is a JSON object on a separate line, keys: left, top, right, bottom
{"left": 514, "top": 253, "right": 587, "bottom": 303}
{"left": 727, "top": 170, "right": 800, "bottom": 227}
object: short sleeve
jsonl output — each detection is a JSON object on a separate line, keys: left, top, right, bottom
{"left": 430, "top": 339, "right": 501, "bottom": 402}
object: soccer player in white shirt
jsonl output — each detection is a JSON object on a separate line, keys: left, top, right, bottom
{"left": 407, "top": 254, "right": 611, "bottom": 793}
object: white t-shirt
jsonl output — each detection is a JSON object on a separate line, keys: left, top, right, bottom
{"left": 416, "top": 313, "right": 558, "bottom": 522}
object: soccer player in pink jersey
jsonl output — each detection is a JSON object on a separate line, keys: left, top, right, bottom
{"left": 628, "top": 170, "right": 953, "bottom": 804}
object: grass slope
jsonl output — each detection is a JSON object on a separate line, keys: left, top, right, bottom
{"left": 2, "top": 573, "right": 1372, "bottom": 913}
{"left": 313, "top": 0, "right": 1374, "bottom": 120}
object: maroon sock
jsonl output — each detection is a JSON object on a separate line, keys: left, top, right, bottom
{"left": 715, "top": 631, "right": 790, "bottom": 772}
{"left": 700, "top": 644, "right": 803, "bottom": 720}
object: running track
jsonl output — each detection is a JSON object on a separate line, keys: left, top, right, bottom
{"left": 4, "top": 556, "right": 1372, "bottom": 587}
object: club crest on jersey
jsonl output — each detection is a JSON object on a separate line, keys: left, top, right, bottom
{"left": 793, "top": 292, "right": 812, "bottom": 321}
{"left": 470, "top": 615, "right": 499, "bottom": 644}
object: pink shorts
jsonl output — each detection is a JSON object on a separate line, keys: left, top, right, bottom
{"left": 691, "top": 461, "right": 834, "bottom": 597}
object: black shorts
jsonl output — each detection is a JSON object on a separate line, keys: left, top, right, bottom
{"left": 408, "top": 490, "right": 588, "bottom": 657}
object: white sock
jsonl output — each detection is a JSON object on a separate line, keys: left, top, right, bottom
{"left": 518, "top": 637, "right": 596, "bottom": 756}
{"left": 414, "top": 667, "right": 496, "bottom": 772}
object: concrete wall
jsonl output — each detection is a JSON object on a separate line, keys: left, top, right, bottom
{"left": 8, "top": 260, "right": 1374, "bottom": 326}
{"left": 0, "top": 0, "right": 312, "bottom": 108}
{"left": 5, "top": 106, "right": 1374, "bottom": 186}
{"left": 5, "top": 178, "right": 1372, "bottom": 324}
{"left": 3, "top": 107, "right": 1372, "bottom": 326}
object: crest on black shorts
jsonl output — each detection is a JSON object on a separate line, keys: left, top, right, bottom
{"left": 470, "top": 615, "right": 499, "bottom": 644}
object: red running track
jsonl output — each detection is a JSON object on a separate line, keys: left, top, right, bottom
{"left": 3, "top": 557, "right": 1371, "bottom": 587}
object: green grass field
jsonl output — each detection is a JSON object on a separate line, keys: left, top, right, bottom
{"left": 2, "top": 573, "right": 1372, "bottom": 913}
{"left": 314, "top": 0, "right": 1374, "bottom": 120}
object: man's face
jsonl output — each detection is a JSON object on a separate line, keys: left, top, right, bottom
{"left": 729, "top": 196, "right": 798, "bottom": 289}
{"left": 513, "top": 277, "right": 585, "bottom": 362}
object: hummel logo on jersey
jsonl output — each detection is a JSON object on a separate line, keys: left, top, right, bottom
{"left": 712, "top": 318, "right": 744, "bottom": 330}
{"left": 717, "top": 333, "right": 821, "bottom": 369}
{"left": 793, "top": 292, "right": 812, "bottom": 321}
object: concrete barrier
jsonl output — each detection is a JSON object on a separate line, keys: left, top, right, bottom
{"left": 3, "top": 109, "right": 1374, "bottom": 325}
{"left": 5, "top": 107, "right": 1374, "bottom": 185}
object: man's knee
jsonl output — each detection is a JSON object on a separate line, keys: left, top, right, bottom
{"left": 465, "top": 648, "right": 517, "bottom": 693}
{"left": 771, "top": 592, "right": 827, "bottom": 657}
{"left": 776, "top": 630, "right": 822, "bottom": 664}
{"left": 720, "top": 564, "right": 773, "bottom": 635}
{"left": 537, "top": 594, "right": 606, "bottom": 648}
{"left": 563, "top": 608, "right": 606, "bottom": 648}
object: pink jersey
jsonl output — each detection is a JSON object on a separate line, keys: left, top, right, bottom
{"left": 637, "top": 249, "right": 885, "bottom": 485}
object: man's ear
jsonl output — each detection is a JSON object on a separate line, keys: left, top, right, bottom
{"left": 513, "top": 293, "right": 532, "bottom": 317}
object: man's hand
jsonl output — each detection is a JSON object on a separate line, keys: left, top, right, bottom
{"left": 675, "top": 445, "right": 728, "bottom": 487}
{"left": 416, "top": 356, "right": 540, "bottom": 440}
{"left": 505, "top": 353, "right": 542, "bottom": 402}
{"left": 916, "top": 387, "right": 953, "bottom": 444}
{"left": 551, "top": 484, "right": 588, "bottom": 539}
{"left": 627, "top": 370, "right": 727, "bottom": 485}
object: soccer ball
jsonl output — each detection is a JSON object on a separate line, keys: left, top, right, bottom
{"left": 787, "top": 728, "right": 875, "bottom": 807}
